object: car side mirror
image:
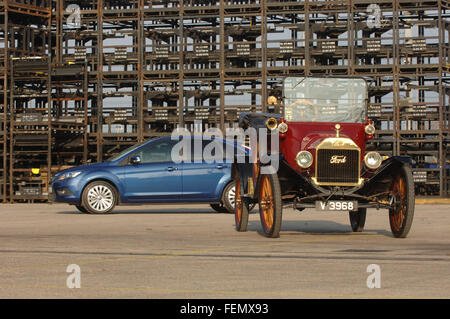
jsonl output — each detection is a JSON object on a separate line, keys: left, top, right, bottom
{"left": 130, "top": 155, "right": 142, "bottom": 165}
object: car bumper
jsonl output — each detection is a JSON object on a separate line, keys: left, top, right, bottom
{"left": 293, "top": 200, "right": 391, "bottom": 210}
{"left": 50, "top": 179, "right": 82, "bottom": 204}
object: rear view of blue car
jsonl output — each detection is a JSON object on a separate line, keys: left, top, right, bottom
{"left": 50, "top": 136, "right": 242, "bottom": 214}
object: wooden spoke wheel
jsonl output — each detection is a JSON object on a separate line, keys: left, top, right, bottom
{"left": 234, "top": 176, "right": 249, "bottom": 232}
{"left": 349, "top": 208, "right": 367, "bottom": 232}
{"left": 258, "top": 173, "right": 282, "bottom": 238}
{"left": 389, "top": 165, "right": 415, "bottom": 238}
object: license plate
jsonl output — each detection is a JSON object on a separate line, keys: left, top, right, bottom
{"left": 315, "top": 200, "right": 358, "bottom": 211}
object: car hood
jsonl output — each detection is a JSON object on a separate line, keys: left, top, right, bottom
{"left": 280, "top": 122, "right": 366, "bottom": 152}
{"left": 54, "top": 162, "right": 112, "bottom": 178}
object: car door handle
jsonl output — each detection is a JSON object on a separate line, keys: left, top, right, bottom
{"left": 167, "top": 167, "right": 178, "bottom": 172}
{"left": 216, "top": 164, "right": 226, "bottom": 169}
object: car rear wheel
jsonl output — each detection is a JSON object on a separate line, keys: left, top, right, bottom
{"left": 222, "top": 182, "right": 237, "bottom": 213}
{"left": 389, "top": 165, "right": 415, "bottom": 238}
{"left": 210, "top": 203, "right": 228, "bottom": 213}
{"left": 234, "top": 176, "right": 249, "bottom": 232}
{"left": 81, "top": 181, "right": 117, "bottom": 214}
{"left": 222, "top": 181, "right": 256, "bottom": 214}
{"left": 258, "top": 174, "right": 282, "bottom": 238}
{"left": 349, "top": 208, "right": 366, "bottom": 232}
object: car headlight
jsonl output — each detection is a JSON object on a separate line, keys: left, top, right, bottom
{"left": 57, "top": 171, "right": 82, "bottom": 181}
{"left": 365, "top": 124, "right": 376, "bottom": 135}
{"left": 296, "top": 151, "right": 313, "bottom": 169}
{"left": 278, "top": 122, "right": 288, "bottom": 134}
{"left": 364, "top": 152, "right": 382, "bottom": 170}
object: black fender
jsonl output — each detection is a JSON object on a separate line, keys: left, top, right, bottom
{"left": 358, "top": 156, "right": 413, "bottom": 194}
{"left": 232, "top": 161, "right": 257, "bottom": 200}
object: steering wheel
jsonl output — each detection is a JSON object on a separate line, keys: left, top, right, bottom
{"left": 287, "top": 99, "right": 319, "bottom": 122}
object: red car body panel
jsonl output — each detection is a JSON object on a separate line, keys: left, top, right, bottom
{"left": 279, "top": 121, "right": 368, "bottom": 177}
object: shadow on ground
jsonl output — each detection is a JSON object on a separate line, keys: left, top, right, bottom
{"left": 247, "top": 220, "right": 392, "bottom": 237}
{"left": 56, "top": 207, "right": 260, "bottom": 215}
{"left": 57, "top": 208, "right": 218, "bottom": 215}
{"left": 55, "top": 208, "right": 392, "bottom": 237}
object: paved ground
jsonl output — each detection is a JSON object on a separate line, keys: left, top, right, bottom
{"left": 0, "top": 203, "right": 449, "bottom": 299}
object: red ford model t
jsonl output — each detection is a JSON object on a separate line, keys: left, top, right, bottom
{"left": 233, "top": 76, "right": 414, "bottom": 238}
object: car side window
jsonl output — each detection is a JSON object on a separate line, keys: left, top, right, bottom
{"left": 133, "top": 140, "right": 176, "bottom": 164}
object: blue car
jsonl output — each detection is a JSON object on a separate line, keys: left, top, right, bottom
{"left": 50, "top": 136, "right": 244, "bottom": 214}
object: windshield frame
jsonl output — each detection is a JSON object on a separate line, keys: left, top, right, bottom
{"left": 282, "top": 76, "right": 369, "bottom": 124}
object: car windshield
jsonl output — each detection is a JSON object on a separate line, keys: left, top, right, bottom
{"left": 106, "top": 140, "right": 149, "bottom": 162}
{"left": 283, "top": 77, "right": 367, "bottom": 123}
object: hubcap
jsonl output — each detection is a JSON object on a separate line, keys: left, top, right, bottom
{"left": 228, "top": 185, "right": 236, "bottom": 207}
{"left": 87, "top": 185, "right": 114, "bottom": 212}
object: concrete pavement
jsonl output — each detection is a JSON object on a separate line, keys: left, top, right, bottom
{"left": 0, "top": 203, "right": 449, "bottom": 298}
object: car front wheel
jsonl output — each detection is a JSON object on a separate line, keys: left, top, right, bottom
{"left": 389, "top": 165, "right": 415, "bottom": 238}
{"left": 234, "top": 176, "right": 249, "bottom": 232}
{"left": 81, "top": 181, "right": 117, "bottom": 214}
{"left": 258, "top": 174, "right": 282, "bottom": 238}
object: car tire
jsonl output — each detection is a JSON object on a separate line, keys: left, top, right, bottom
{"left": 222, "top": 181, "right": 256, "bottom": 214}
{"left": 258, "top": 173, "right": 282, "bottom": 238}
{"left": 389, "top": 164, "right": 415, "bottom": 238}
{"left": 235, "top": 176, "right": 249, "bottom": 232}
{"left": 210, "top": 203, "right": 228, "bottom": 213}
{"left": 349, "top": 208, "right": 366, "bottom": 232}
{"left": 81, "top": 181, "right": 117, "bottom": 214}
{"left": 75, "top": 205, "right": 89, "bottom": 214}
{"left": 222, "top": 182, "right": 237, "bottom": 214}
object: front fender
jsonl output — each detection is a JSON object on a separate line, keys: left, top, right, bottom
{"left": 232, "top": 161, "right": 256, "bottom": 199}
{"left": 367, "top": 156, "right": 411, "bottom": 180}
{"left": 359, "top": 156, "right": 412, "bottom": 194}
{"left": 79, "top": 171, "right": 125, "bottom": 202}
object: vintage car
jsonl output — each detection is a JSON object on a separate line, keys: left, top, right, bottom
{"left": 233, "top": 76, "right": 414, "bottom": 238}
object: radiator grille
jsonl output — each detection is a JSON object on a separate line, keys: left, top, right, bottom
{"left": 316, "top": 149, "right": 360, "bottom": 184}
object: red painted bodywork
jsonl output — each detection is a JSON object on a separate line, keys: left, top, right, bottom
{"left": 279, "top": 121, "right": 368, "bottom": 177}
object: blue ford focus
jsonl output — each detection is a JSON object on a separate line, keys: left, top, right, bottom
{"left": 50, "top": 136, "right": 245, "bottom": 214}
